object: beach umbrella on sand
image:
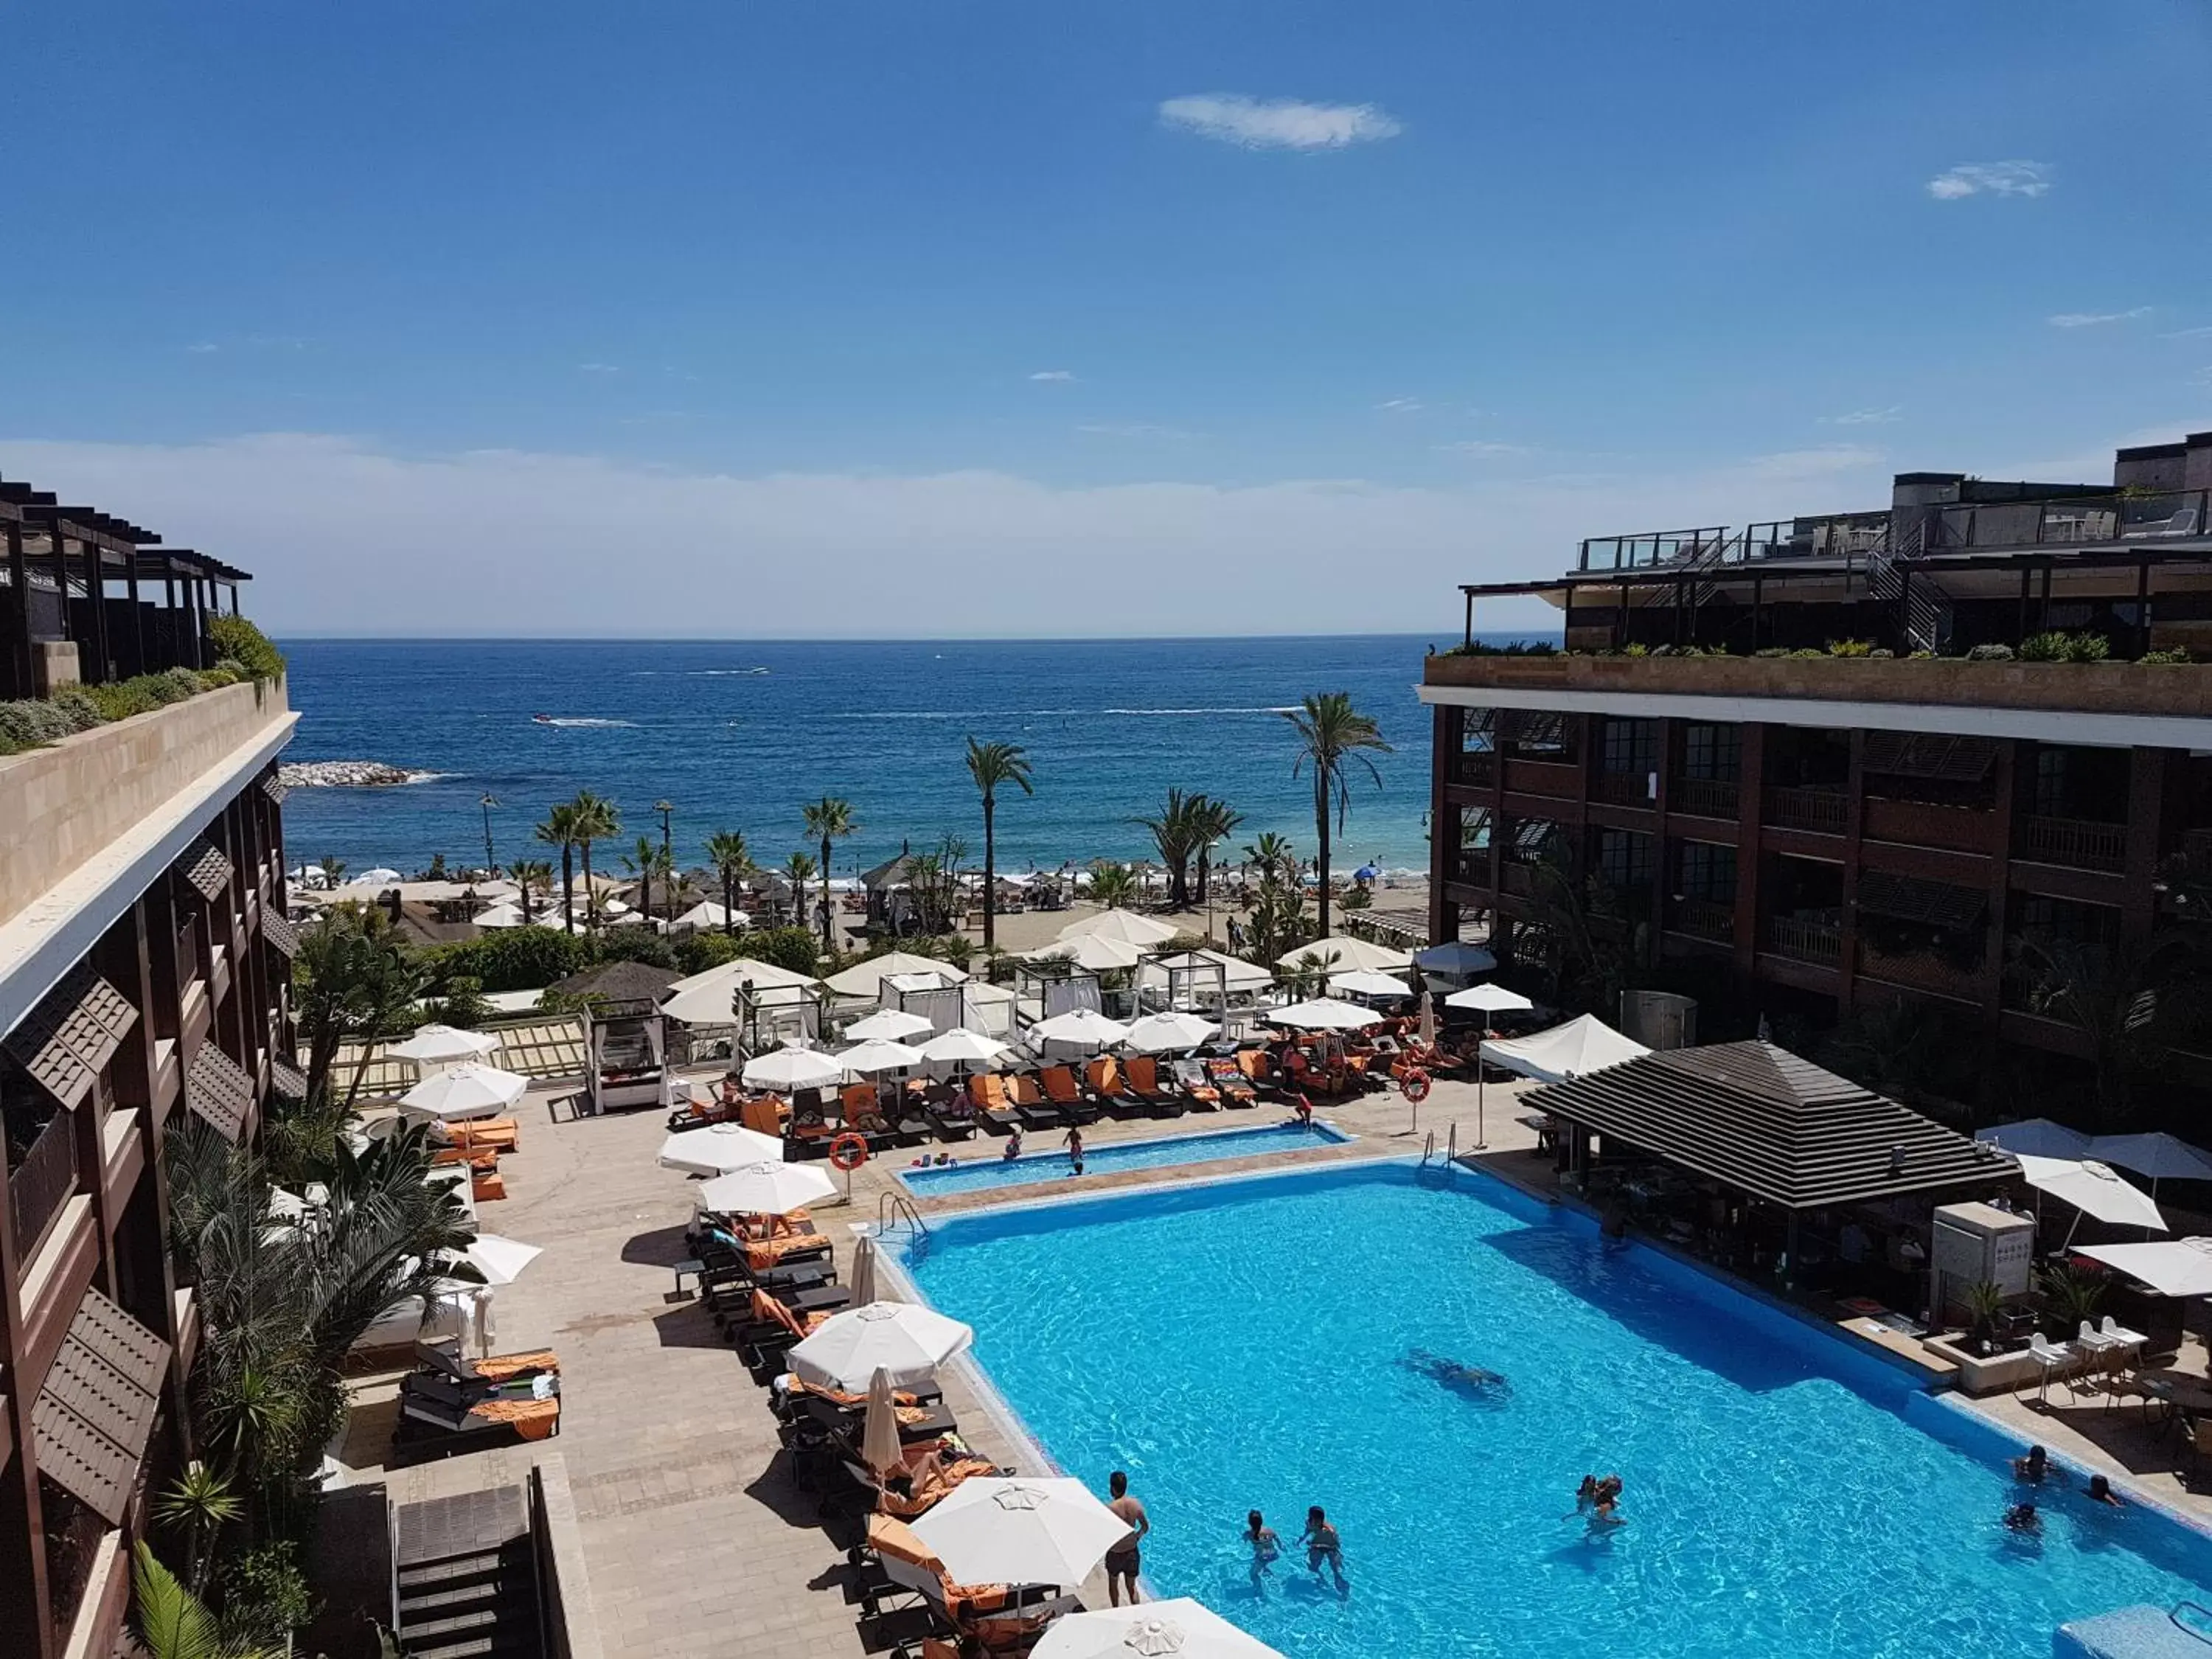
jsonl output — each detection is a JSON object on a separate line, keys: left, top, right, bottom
{"left": 657, "top": 1122, "right": 785, "bottom": 1176}
{"left": 845, "top": 1009, "right": 934, "bottom": 1043}
{"left": 790, "top": 1300, "right": 974, "bottom": 1392}
{"left": 699, "top": 1161, "right": 838, "bottom": 1217}
{"left": 1029, "top": 1009, "right": 1133, "bottom": 1051}
{"left": 1265, "top": 999, "right": 1382, "bottom": 1033}
{"left": 838, "top": 1039, "right": 925, "bottom": 1076}
{"left": 917, "top": 1029, "right": 1010, "bottom": 1068}
{"left": 389, "top": 1024, "right": 501, "bottom": 1065}
{"left": 911, "top": 1478, "right": 1134, "bottom": 1588}
{"left": 1057, "top": 910, "right": 1178, "bottom": 948}
{"left": 399, "top": 1063, "right": 528, "bottom": 1121}
{"left": 849, "top": 1234, "right": 880, "bottom": 1306}
{"left": 1032, "top": 1601, "right": 1285, "bottom": 1659}
{"left": 1124, "top": 1012, "right": 1219, "bottom": 1054}
{"left": 862, "top": 1367, "right": 905, "bottom": 1476}
{"left": 740, "top": 1044, "right": 844, "bottom": 1093}
{"left": 1329, "top": 969, "right": 1413, "bottom": 1001}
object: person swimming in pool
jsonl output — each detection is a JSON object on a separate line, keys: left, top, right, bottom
{"left": 2087, "top": 1475, "right": 2126, "bottom": 1508}
{"left": 1401, "top": 1349, "right": 1511, "bottom": 1399}
{"left": 1002, "top": 1127, "right": 1023, "bottom": 1162}
{"left": 2013, "top": 1444, "right": 2048, "bottom": 1484}
{"left": 1245, "top": 1510, "right": 1280, "bottom": 1587}
{"left": 1298, "top": 1506, "right": 1346, "bottom": 1590}
{"left": 1573, "top": 1475, "right": 1600, "bottom": 1516}
{"left": 2005, "top": 1501, "right": 2042, "bottom": 1535}
{"left": 1061, "top": 1126, "right": 1085, "bottom": 1177}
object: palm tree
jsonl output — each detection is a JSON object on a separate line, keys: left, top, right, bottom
{"left": 785, "top": 850, "right": 820, "bottom": 931}
{"left": 800, "top": 797, "right": 858, "bottom": 953}
{"left": 569, "top": 791, "right": 621, "bottom": 929}
{"left": 317, "top": 854, "right": 347, "bottom": 889}
{"left": 290, "top": 908, "right": 429, "bottom": 1113}
{"left": 1192, "top": 796, "right": 1244, "bottom": 905}
{"left": 533, "top": 805, "right": 580, "bottom": 933}
{"left": 512, "top": 858, "right": 552, "bottom": 927}
{"left": 704, "top": 831, "right": 754, "bottom": 936}
{"left": 1087, "top": 861, "right": 1138, "bottom": 911}
{"left": 155, "top": 1461, "right": 241, "bottom": 1598}
{"left": 962, "top": 740, "right": 1034, "bottom": 948}
{"left": 1243, "top": 830, "right": 1298, "bottom": 888}
{"left": 131, "top": 1542, "right": 281, "bottom": 1659}
{"left": 1133, "top": 788, "right": 1201, "bottom": 910}
{"left": 622, "top": 834, "right": 669, "bottom": 919}
{"left": 1283, "top": 692, "right": 1392, "bottom": 939}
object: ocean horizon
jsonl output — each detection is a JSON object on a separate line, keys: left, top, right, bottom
{"left": 274, "top": 633, "right": 1552, "bottom": 881}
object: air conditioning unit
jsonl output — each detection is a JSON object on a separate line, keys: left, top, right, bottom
{"left": 1931, "top": 1201, "right": 2036, "bottom": 1312}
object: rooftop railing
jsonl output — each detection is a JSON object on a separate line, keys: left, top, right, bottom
{"left": 1930, "top": 490, "right": 2209, "bottom": 552}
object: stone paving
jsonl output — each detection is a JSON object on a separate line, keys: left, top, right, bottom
{"left": 335, "top": 1067, "right": 1540, "bottom": 1658}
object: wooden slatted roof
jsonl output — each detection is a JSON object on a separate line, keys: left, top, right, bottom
{"left": 32, "top": 1289, "right": 171, "bottom": 1526}
{"left": 1, "top": 964, "right": 139, "bottom": 1111}
{"left": 185, "top": 1040, "right": 254, "bottom": 1142}
{"left": 1527, "top": 1039, "right": 2016, "bottom": 1210}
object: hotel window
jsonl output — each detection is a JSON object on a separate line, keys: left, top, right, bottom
{"left": 1595, "top": 828, "right": 1653, "bottom": 894}
{"left": 1460, "top": 709, "right": 1495, "bottom": 754}
{"left": 1681, "top": 723, "right": 1741, "bottom": 782}
{"left": 1600, "top": 717, "right": 1658, "bottom": 776}
{"left": 1674, "top": 840, "right": 1736, "bottom": 902}
{"left": 1459, "top": 807, "right": 1493, "bottom": 851}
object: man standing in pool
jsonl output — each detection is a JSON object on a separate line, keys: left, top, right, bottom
{"left": 1299, "top": 1505, "right": 1346, "bottom": 1591}
{"left": 1104, "top": 1471, "right": 1147, "bottom": 1605}
{"left": 1062, "top": 1125, "right": 1085, "bottom": 1177}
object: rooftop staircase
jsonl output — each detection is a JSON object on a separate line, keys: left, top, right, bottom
{"left": 393, "top": 1486, "right": 544, "bottom": 1659}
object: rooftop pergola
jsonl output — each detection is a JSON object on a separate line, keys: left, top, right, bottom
{"left": 1, "top": 476, "right": 254, "bottom": 695}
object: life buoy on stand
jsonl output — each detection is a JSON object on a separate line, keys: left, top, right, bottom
{"left": 829, "top": 1133, "right": 870, "bottom": 1172}
{"left": 1399, "top": 1068, "right": 1433, "bottom": 1105}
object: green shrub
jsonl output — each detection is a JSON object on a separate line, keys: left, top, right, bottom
{"left": 0, "top": 698, "right": 76, "bottom": 747}
{"left": 156, "top": 666, "right": 205, "bottom": 702}
{"left": 423, "top": 925, "right": 594, "bottom": 992}
{"left": 1787, "top": 648, "right": 1827, "bottom": 660}
{"left": 195, "top": 663, "right": 243, "bottom": 689}
{"left": 675, "top": 930, "right": 745, "bottom": 974}
{"left": 1827, "top": 639, "right": 1874, "bottom": 658}
{"left": 84, "top": 680, "right": 158, "bottom": 722}
{"left": 1620, "top": 643, "right": 1650, "bottom": 658}
{"left": 2019, "top": 631, "right": 2071, "bottom": 662}
{"left": 49, "top": 684, "right": 102, "bottom": 731}
{"left": 215, "top": 1540, "right": 319, "bottom": 1648}
{"left": 588, "top": 930, "right": 678, "bottom": 970}
{"left": 1966, "top": 643, "right": 2015, "bottom": 661}
{"left": 1442, "top": 639, "right": 1559, "bottom": 658}
{"left": 748, "top": 926, "right": 824, "bottom": 976}
{"left": 1907, "top": 650, "right": 1935, "bottom": 661}
{"left": 2066, "top": 632, "right": 2111, "bottom": 664}
{"left": 2139, "top": 648, "right": 2194, "bottom": 665}
{"left": 1866, "top": 647, "right": 1896, "bottom": 659}
{"left": 1753, "top": 647, "right": 1790, "bottom": 659}
{"left": 208, "top": 614, "right": 286, "bottom": 680}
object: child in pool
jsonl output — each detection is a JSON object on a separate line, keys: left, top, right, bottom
{"left": 1245, "top": 1511, "right": 1280, "bottom": 1587}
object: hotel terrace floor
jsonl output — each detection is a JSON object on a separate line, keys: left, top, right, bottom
{"left": 332, "top": 1070, "right": 2212, "bottom": 1659}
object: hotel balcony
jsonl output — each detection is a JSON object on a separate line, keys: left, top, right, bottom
{"left": 2017, "top": 814, "right": 2128, "bottom": 874}
{"left": 1761, "top": 914, "right": 1843, "bottom": 967}
{"left": 1671, "top": 776, "right": 1740, "bottom": 821}
{"left": 1448, "top": 750, "right": 1495, "bottom": 789}
{"left": 1763, "top": 785, "right": 1850, "bottom": 836}
{"left": 1667, "top": 896, "right": 1735, "bottom": 945}
{"left": 1858, "top": 943, "right": 1983, "bottom": 1004}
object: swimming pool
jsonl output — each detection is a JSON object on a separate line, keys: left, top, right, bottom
{"left": 892, "top": 1160, "right": 2212, "bottom": 1659}
{"left": 894, "top": 1121, "right": 1352, "bottom": 1197}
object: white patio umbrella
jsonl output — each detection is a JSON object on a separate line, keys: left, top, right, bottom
{"left": 849, "top": 1234, "right": 880, "bottom": 1306}
{"left": 1027, "top": 933, "right": 1145, "bottom": 973}
{"left": 1975, "top": 1119, "right": 2093, "bottom": 1160}
{"left": 1328, "top": 969, "right": 1413, "bottom": 1001}
{"left": 917, "top": 1028, "right": 1010, "bottom": 1068}
{"left": 1417, "top": 987, "right": 1437, "bottom": 1049}
{"left": 1032, "top": 1601, "right": 1284, "bottom": 1659}
{"left": 1029, "top": 1009, "right": 1133, "bottom": 1051}
{"left": 1124, "top": 1012, "right": 1220, "bottom": 1054}
{"left": 1415, "top": 939, "right": 1500, "bottom": 978}
{"left": 740, "top": 1044, "right": 844, "bottom": 1092}
{"left": 471, "top": 902, "right": 528, "bottom": 929}
{"left": 1057, "top": 909, "right": 1178, "bottom": 947}
{"left": 824, "top": 953, "right": 968, "bottom": 998}
{"left": 672, "top": 900, "right": 748, "bottom": 931}
{"left": 788, "top": 1300, "right": 975, "bottom": 1391}
{"left": 845, "top": 1009, "right": 935, "bottom": 1043}
{"left": 839, "top": 1039, "right": 925, "bottom": 1075}
{"left": 449, "top": 1234, "right": 542, "bottom": 1287}
{"left": 861, "top": 1367, "right": 904, "bottom": 1476}
{"left": 2087, "top": 1133, "right": 2212, "bottom": 1195}
{"left": 1279, "top": 934, "right": 1412, "bottom": 973}
{"left": 1446, "top": 984, "right": 1535, "bottom": 1016}
{"left": 389, "top": 1024, "right": 501, "bottom": 1064}
{"left": 657, "top": 1122, "right": 785, "bottom": 1175}
{"left": 2076, "top": 1237, "right": 2212, "bottom": 1298}
{"left": 2016, "top": 1155, "right": 2164, "bottom": 1245}
{"left": 399, "top": 1062, "right": 528, "bottom": 1121}
{"left": 911, "top": 1478, "right": 1135, "bottom": 1588}
{"left": 699, "top": 1161, "right": 838, "bottom": 1217}
{"left": 1265, "top": 999, "right": 1383, "bottom": 1032}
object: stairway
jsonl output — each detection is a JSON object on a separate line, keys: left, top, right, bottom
{"left": 1858, "top": 520, "right": 1953, "bottom": 653}
{"left": 393, "top": 1487, "right": 544, "bottom": 1659}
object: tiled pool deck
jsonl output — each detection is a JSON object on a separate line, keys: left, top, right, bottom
{"left": 333, "top": 1070, "right": 2212, "bottom": 1657}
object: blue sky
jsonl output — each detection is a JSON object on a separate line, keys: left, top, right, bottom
{"left": 4, "top": 1, "right": 2209, "bottom": 636}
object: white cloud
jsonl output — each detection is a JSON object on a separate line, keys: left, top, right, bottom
{"left": 578, "top": 362, "right": 621, "bottom": 375}
{"left": 1076, "top": 422, "right": 1197, "bottom": 440}
{"left": 1821, "top": 406, "right": 1903, "bottom": 426}
{"left": 1028, "top": 370, "right": 1076, "bottom": 383}
{"left": 1926, "top": 161, "right": 2051, "bottom": 200}
{"left": 1374, "top": 397, "right": 1423, "bottom": 413}
{"left": 185, "top": 342, "right": 220, "bottom": 355}
{"left": 1158, "top": 94, "right": 1402, "bottom": 151}
{"left": 1434, "top": 440, "right": 1530, "bottom": 458}
{"left": 2160, "top": 325, "right": 2212, "bottom": 340}
{"left": 2048, "top": 307, "right": 2150, "bottom": 328}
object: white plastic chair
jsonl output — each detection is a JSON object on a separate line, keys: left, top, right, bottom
{"left": 2028, "top": 1331, "right": 2074, "bottom": 1408}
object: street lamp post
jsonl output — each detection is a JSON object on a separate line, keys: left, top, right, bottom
{"left": 479, "top": 794, "right": 499, "bottom": 877}
{"left": 1204, "top": 837, "right": 1225, "bottom": 946}
{"left": 655, "top": 799, "right": 675, "bottom": 928}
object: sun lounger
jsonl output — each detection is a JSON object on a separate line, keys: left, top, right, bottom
{"left": 788, "top": 1391, "right": 959, "bottom": 1447}
{"left": 857, "top": 1515, "right": 1075, "bottom": 1648}
{"left": 1039, "top": 1065, "right": 1086, "bottom": 1115}
{"left": 1007, "top": 1073, "right": 1065, "bottom": 1130}
{"left": 846, "top": 1441, "right": 1006, "bottom": 1518}
{"left": 1236, "top": 1048, "right": 1279, "bottom": 1096}
{"left": 439, "top": 1116, "right": 519, "bottom": 1153}
{"left": 1084, "top": 1057, "right": 1141, "bottom": 1119}
{"left": 392, "top": 1370, "right": 560, "bottom": 1463}
{"left": 1204, "top": 1057, "right": 1256, "bottom": 1107}
{"left": 1174, "top": 1059, "right": 1221, "bottom": 1108}
{"left": 411, "top": 1338, "right": 559, "bottom": 1391}
{"left": 734, "top": 1289, "right": 846, "bottom": 1368}
{"left": 1121, "top": 1056, "right": 1185, "bottom": 1118}
{"left": 967, "top": 1074, "right": 1021, "bottom": 1135}
{"left": 923, "top": 1098, "right": 979, "bottom": 1141}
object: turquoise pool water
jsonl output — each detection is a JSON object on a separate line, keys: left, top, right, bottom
{"left": 894, "top": 1121, "right": 1351, "bottom": 1196}
{"left": 894, "top": 1161, "right": 2212, "bottom": 1659}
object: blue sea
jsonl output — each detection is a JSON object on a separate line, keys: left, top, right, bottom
{"left": 274, "top": 636, "right": 1527, "bottom": 879}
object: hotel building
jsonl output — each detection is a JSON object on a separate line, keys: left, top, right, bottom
{"left": 1422, "top": 431, "right": 2212, "bottom": 1088}
{"left": 0, "top": 481, "right": 295, "bottom": 1658}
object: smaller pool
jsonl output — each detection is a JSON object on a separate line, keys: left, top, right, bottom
{"left": 894, "top": 1121, "right": 1352, "bottom": 1196}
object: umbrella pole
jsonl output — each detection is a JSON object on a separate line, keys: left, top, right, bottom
{"left": 1476, "top": 1020, "right": 1489, "bottom": 1151}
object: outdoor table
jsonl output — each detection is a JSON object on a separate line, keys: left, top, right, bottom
{"left": 2141, "top": 1369, "right": 2212, "bottom": 1433}
{"left": 1517, "top": 1112, "right": 1557, "bottom": 1155}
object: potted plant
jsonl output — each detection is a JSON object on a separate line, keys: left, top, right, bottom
{"left": 1961, "top": 1279, "right": 2008, "bottom": 1356}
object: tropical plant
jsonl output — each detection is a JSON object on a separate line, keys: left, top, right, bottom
{"left": 2037, "top": 1259, "right": 2107, "bottom": 1331}
{"left": 964, "top": 740, "right": 1033, "bottom": 948}
{"left": 1520, "top": 849, "right": 1646, "bottom": 1018}
{"left": 2008, "top": 929, "right": 2183, "bottom": 1127}
{"left": 1960, "top": 1279, "right": 2007, "bottom": 1350}
{"left": 207, "top": 613, "right": 288, "bottom": 682}
{"left": 511, "top": 858, "right": 553, "bottom": 927}
{"left": 1133, "top": 788, "right": 1202, "bottom": 910}
{"left": 750, "top": 925, "right": 823, "bottom": 976}
{"left": 704, "top": 830, "right": 755, "bottom": 937}
{"left": 1192, "top": 796, "right": 1243, "bottom": 904}
{"left": 785, "top": 849, "right": 820, "bottom": 926}
{"left": 800, "top": 796, "right": 858, "bottom": 953}
{"left": 156, "top": 1461, "right": 243, "bottom": 1598}
{"left": 1242, "top": 866, "right": 1311, "bottom": 965}
{"left": 1243, "top": 831, "right": 1299, "bottom": 889}
{"left": 568, "top": 791, "right": 621, "bottom": 928}
{"left": 533, "top": 804, "right": 580, "bottom": 934}
{"left": 622, "top": 833, "right": 671, "bottom": 919}
{"left": 1283, "top": 692, "right": 1392, "bottom": 939}
{"left": 131, "top": 1542, "right": 281, "bottom": 1659}
{"left": 290, "top": 907, "right": 428, "bottom": 1116}
{"left": 317, "top": 855, "right": 347, "bottom": 889}
{"left": 1087, "top": 861, "right": 1138, "bottom": 911}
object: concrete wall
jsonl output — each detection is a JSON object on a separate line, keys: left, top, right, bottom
{"left": 1425, "top": 652, "right": 2212, "bottom": 720}
{"left": 0, "top": 678, "right": 291, "bottom": 931}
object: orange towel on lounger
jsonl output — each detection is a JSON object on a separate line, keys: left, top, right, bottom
{"left": 469, "top": 1397, "right": 560, "bottom": 1439}
{"left": 470, "top": 1349, "right": 560, "bottom": 1382}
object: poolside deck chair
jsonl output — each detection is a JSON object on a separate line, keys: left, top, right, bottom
{"left": 966, "top": 1073, "right": 1022, "bottom": 1135}
{"left": 787, "top": 1391, "right": 959, "bottom": 1450}
{"left": 841, "top": 1443, "right": 1006, "bottom": 1519}
{"left": 1174, "top": 1059, "right": 1221, "bottom": 1108}
{"left": 440, "top": 1116, "right": 520, "bottom": 1154}
{"left": 411, "top": 1338, "right": 559, "bottom": 1393}
{"left": 1205, "top": 1057, "right": 1257, "bottom": 1107}
{"left": 392, "top": 1371, "right": 561, "bottom": 1464}
{"left": 734, "top": 1289, "right": 848, "bottom": 1370}
{"left": 841, "top": 1085, "right": 902, "bottom": 1152}
{"left": 856, "top": 1514, "right": 1073, "bottom": 1638}
{"left": 1007, "top": 1072, "right": 1065, "bottom": 1131}
{"left": 1085, "top": 1056, "right": 1143, "bottom": 1118}
{"left": 1121, "top": 1056, "right": 1184, "bottom": 1118}
{"left": 1039, "top": 1065, "right": 1085, "bottom": 1115}
{"left": 786, "top": 1094, "right": 838, "bottom": 1159}
{"left": 923, "top": 1095, "right": 979, "bottom": 1141}
{"left": 1236, "top": 1048, "right": 1280, "bottom": 1096}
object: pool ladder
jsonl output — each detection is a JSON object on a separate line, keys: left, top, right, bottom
{"left": 877, "top": 1190, "right": 931, "bottom": 1242}
{"left": 1417, "top": 1123, "right": 1459, "bottom": 1171}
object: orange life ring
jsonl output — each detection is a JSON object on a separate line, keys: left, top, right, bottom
{"left": 1399, "top": 1069, "right": 1433, "bottom": 1104}
{"left": 829, "top": 1133, "right": 870, "bottom": 1172}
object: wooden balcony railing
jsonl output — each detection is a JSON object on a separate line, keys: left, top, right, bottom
{"left": 1762, "top": 914, "right": 1842, "bottom": 967}
{"left": 1672, "top": 776, "right": 1740, "bottom": 820}
{"left": 1858, "top": 945, "right": 1981, "bottom": 1002}
{"left": 1594, "top": 771, "right": 1652, "bottom": 808}
{"left": 1451, "top": 852, "right": 1489, "bottom": 886}
{"left": 10, "top": 1108, "right": 79, "bottom": 1265}
{"left": 1450, "top": 751, "right": 1495, "bottom": 788}
{"left": 2020, "top": 815, "right": 2127, "bottom": 873}
{"left": 1669, "top": 897, "right": 1735, "bottom": 943}
{"left": 1763, "top": 785, "right": 1849, "bottom": 835}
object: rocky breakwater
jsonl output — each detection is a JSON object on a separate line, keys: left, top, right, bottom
{"left": 279, "top": 760, "right": 438, "bottom": 787}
